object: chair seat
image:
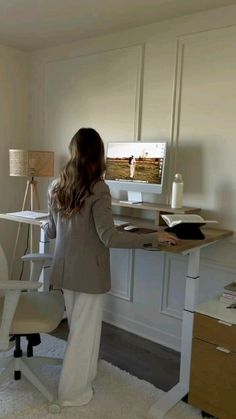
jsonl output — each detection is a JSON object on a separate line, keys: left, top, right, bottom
{"left": 0, "top": 290, "right": 64, "bottom": 334}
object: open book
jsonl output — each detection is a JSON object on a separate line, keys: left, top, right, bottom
{"left": 161, "top": 214, "right": 217, "bottom": 228}
{"left": 161, "top": 214, "right": 217, "bottom": 240}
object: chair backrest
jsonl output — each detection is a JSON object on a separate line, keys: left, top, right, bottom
{"left": 0, "top": 246, "right": 19, "bottom": 350}
{"left": 0, "top": 289, "right": 21, "bottom": 350}
{"left": 0, "top": 244, "right": 8, "bottom": 281}
{"left": 0, "top": 251, "right": 52, "bottom": 351}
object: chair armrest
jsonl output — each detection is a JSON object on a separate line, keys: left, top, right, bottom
{"left": 0, "top": 280, "right": 41, "bottom": 291}
{"left": 21, "top": 253, "right": 53, "bottom": 262}
{"left": 21, "top": 253, "right": 53, "bottom": 282}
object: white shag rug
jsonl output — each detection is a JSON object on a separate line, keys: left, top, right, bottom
{"left": 0, "top": 334, "right": 202, "bottom": 419}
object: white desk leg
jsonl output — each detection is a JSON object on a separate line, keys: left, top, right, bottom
{"left": 147, "top": 249, "right": 200, "bottom": 419}
{"left": 38, "top": 227, "right": 51, "bottom": 292}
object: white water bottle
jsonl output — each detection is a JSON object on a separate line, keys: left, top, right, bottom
{"left": 171, "top": 173, "right": 183, "bottom": 208}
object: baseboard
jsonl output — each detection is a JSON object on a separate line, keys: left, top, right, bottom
{"left": 102, "top": 308, "right": 181, "bottom": 352}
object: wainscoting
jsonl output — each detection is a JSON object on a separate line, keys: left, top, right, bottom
{"left": 103, "top": 246, "right": 236, "bottom": 351}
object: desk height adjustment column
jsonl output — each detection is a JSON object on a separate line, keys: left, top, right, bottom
{"left": 39, "top": 227, "right": 51, "bottom": 292}
{"left": 148, "top": 249, "right": 200, "bottom": 419}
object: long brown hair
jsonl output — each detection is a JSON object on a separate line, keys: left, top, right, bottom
{"left": 51, "top": 128, "right": 105, "bottom": 217}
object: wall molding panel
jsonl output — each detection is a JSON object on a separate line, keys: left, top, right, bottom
{"left": 108, "top": 249, "right": 134, "bottom": 301}
{"left": 44, "top": 44, "right": 144, "bottom": 171}
{"left": 160, "top": 254, "right": 185, "bottom": 320}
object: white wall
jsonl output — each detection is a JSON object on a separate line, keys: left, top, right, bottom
{"left": 0, "top": 45, "right": 30, "bottom": 265}
{"left": 30, "top": 4, "right": 236, "bottom": 350}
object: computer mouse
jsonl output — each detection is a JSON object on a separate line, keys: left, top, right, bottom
{"left": 124, "top": 225, "right": 139, "bottom": 232}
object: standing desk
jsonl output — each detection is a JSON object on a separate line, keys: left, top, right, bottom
{"left": 148, "top": 227, "right": 233, "bottom": 418}
{"left": 0, "top": 213, "right": 232, "bottom": 417}
{"left": 0, "top": 213, "right": 50, "bottom": 291}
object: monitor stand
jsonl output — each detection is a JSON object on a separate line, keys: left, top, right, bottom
{"left": 120, "top": 191, "right": 143, "bottom": 204}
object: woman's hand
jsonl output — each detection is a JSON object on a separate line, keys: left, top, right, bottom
{"left": 157, "top": 231, "right": 179, "bottom": 246}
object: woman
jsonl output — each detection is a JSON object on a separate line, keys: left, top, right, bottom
{"left": 128, "top": 155, "right": 136, "bottom": 178}
{"left": 42, "top": 128, "right": 178, "bottom": 408}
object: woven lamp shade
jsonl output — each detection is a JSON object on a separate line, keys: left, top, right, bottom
{"left": 9, "top": 150, "right": 54, "bottom": 177}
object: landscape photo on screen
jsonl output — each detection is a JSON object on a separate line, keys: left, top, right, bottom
{"left": 105, "top": 142, "right": 165, "bottom": 184}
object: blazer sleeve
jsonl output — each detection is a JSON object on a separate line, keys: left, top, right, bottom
{"left": 40, "top": 184, "right": 57, "bottom": 240}
{"left": 92, "top": 182, "right": 159, "bottom": 249}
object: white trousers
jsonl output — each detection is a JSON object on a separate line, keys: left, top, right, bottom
{"left": 58, "top": 290, "right": 104, "bottom": 406}
{"left": 130, "top": 164, "right": 135, "bottom": 178}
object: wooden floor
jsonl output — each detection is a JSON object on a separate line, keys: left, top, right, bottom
{"left": 51, "top": 320, "right": 180, "bottom": 392}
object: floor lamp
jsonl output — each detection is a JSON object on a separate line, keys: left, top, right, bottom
{"left": 9, "top": 149, "right": 54, "bottom": 279}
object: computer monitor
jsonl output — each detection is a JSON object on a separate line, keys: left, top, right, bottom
{"left": 105, "top": 142, "right": 167, "bottom": 203}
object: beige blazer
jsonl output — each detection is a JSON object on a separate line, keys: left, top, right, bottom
{"left": 43, "top": 180, "right": 159, "bottom": 294}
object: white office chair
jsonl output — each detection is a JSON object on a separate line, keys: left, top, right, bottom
{"left": 0, "top": 246, "right": 64, "bottom": 412}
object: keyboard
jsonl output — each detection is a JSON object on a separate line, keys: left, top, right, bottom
{"left": 113, "top": 219, "right": 127, "bottom": 226}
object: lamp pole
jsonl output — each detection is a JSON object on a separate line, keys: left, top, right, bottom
{"left": 10, "top": 176, "right": 40, "bottom": 279}
{"left": 9, "top": 149, "right": 54, "bottom": 280}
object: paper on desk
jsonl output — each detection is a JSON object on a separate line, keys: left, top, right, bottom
{"left": 6, "top": 211, "right": 49, "bottom": 219}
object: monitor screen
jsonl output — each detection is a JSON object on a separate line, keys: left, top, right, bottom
{"left": 105, "top": 142, "right": 167, "bottom": 195}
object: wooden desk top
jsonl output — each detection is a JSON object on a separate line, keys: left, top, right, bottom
{"left": 0, "top": 213, "right": 232, "bottom": 255}
{"left": 158, "top": 227, "right": 233, "bottom": 255}
{"left": 112, "top": 199, "right": 201, "bottom": 214}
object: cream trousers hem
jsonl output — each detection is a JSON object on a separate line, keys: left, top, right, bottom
{"left": 58, "top": 290, "right": 104, "bottom": 406}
